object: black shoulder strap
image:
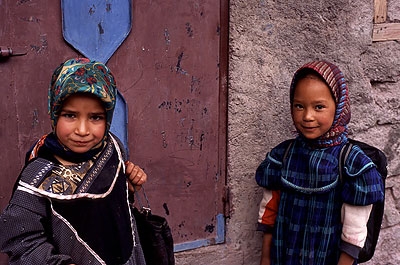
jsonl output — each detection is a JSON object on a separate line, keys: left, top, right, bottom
{"left": 338, "top": 142, "right": 353, "bottom": 182}
{"left": 282, "top": 140, "right": 294, "bottom": 166}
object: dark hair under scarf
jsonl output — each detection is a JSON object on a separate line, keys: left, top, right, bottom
{"left": 290, "top": 61, "right": 351, "bottom": 147}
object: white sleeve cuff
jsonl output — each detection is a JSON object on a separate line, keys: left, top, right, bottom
{"left": 341, "top": 203, "right": 372, "bottom": 247}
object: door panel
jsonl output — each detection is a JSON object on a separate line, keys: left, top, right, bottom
{"left": 110, "top": 0, "right": 227, "bottom": 251}
{"left": 0, "top": 0, "right": 227, "bottom": 263}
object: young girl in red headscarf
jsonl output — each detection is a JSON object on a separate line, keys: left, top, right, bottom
{"left": 256, "top": 61, "right": 384, "bottom": 265}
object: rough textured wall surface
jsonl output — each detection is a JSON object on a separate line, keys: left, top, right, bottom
{"left": 227, "top": 0, "right": 400, "bottom": 264}
{"left": 176, "top": 0, "right": 400, "bottom": 264}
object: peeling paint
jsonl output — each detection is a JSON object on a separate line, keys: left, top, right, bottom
{"left": 163, "top": 202, "right": 170, "bottom": 215}
{"left": 204, "top": 223, "right": 215, "bottom": 233}
{"left": 159, "top": 98, "right": 203, "bottom": 115}
{"left": 16, "top": 0, "right": 31, "bottom": 5}
{"left": 175, "top": 52, "right": 187, "bottom": 75}
{"left": 187, "top": 135, "right": 194, "bottom": 147}
{"left": 174, "top": 99, "right": 182, "bottom": 113}
{"left": 184, "top": 180, "right": 192, "bottom": 188}
{"left": 31, "top": 109, "right": 39, "bottom": 128}
{"left": 185, "top": 22, "right": 194, "bottom": 37}
{"left": 161, "top": 131, "right": 168, "bottom": 148}
{"left": 20, "top": 16, "right": 40, "bottom": 23}
{"left": 89, "top": 5, "right": 96, "bottom": 15}
{"left": 98, "top": 22, "right": 104, "bottom": 34}
{"left": 164, "top": 28, "right": 171, "bottom": 48}
{"left": 158, "top": 101, "right": 172, "bottom": 110}
{"left": 190, "top": 75, "right": 200, "bottom": 93}
{"left": 187, "top": 119, "right": 195, "bottom": 148}
{"left": 106, "top": 3, "right": 111, "bottom": 12}
{"left": 202, "top": 107, "right": 208, "bottom": 117}
{"left": 178, "top": 221, "right": 185, "bottom": 228}
{"left": 200, "top": 133, "right": 205, "bottom": 151}
{"left": 180, "top": 118, "right": 186, "bottom": 126}
{"left": 30, "top": 34, "right": 48, "bottom": 54}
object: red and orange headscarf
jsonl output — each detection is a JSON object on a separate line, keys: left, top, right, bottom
{"left": 290, "top": 61, "right": 351, "bottom": 147}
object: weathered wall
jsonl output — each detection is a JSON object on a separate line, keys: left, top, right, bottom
{"left": 176, "top": 0, "right": 400, "bottom": 264}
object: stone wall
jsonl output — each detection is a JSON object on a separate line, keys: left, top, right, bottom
{"left": 176, "top": 0, "right": 400, "bottom": 264}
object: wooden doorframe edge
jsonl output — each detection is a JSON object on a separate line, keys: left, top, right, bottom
{"left": 373, "top": 0, "right": 400, "bottom": 41}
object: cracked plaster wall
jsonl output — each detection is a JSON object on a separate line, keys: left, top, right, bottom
{"left": 176, "top": 1, "right": 400, "bottom": 264}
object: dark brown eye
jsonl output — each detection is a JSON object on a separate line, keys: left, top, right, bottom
{"left": 293, "top": 104, "right": 303, "bottom": 109}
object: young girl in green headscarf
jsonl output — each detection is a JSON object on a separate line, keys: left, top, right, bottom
{"left": 0, "top": 58, "right": 147, "bottom": 265}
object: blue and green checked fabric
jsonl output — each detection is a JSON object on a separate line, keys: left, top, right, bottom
{"left": 256, "top": 137, "right": 384, "bottom": 265}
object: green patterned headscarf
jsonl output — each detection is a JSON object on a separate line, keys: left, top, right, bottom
{"left": 48, "top": 58, "right": 117, "bottom": 134}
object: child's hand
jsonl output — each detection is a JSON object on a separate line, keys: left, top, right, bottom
{"left": 337, "top": 252, "right": 355, "bottom": 265}
{"left": 125, "top": 161, "right": 147, "bottom": 192}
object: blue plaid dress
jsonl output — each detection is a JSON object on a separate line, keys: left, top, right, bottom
{"left": 256, "top": 137, "right": 384, "bottom": 265}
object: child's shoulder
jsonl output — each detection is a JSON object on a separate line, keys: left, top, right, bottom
{"left": 272, "top": 137, "right": 309, "bottom": 154}
{"left": 20, "top": 157, "right": 55, "bottom": 188}
{"left": 274, "top": 138, "right": 297, "bottom": 150}
{"left": 346, "top": 142, "right": 373, "bottom": 163}
{"left": 268, "top": 138, "right": 297, "bottom": 160}
{"left": 343, "top": 142, "right": 383, "bottom": 177}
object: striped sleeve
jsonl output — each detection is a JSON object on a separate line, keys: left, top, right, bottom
{"left": 257, "top": 188, "right": 280, "bottom": 233}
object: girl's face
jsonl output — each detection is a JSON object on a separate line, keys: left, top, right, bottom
{"left": 292, "top": 76, "right": 336, "bottom": 140}
{"left": 55, "top": 93, "right": 106, "bottom": 153}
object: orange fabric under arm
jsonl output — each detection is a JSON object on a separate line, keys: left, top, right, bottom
{"left": 258, "top": 188, "right": 280, "bottom": 226}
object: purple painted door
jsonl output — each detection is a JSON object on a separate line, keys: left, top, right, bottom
{"left": 0, "top": 0, "right": 227, "bottom": 263}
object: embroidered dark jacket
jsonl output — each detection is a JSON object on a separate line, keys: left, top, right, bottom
{"left": 0, "top": 135, "right": 146, "bottom": 265}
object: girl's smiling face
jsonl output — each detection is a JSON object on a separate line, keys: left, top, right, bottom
{"left": 291, "top": 75, "right": 336, "bottom": 140}
{"left": 55, "top": 93, "right": 106, "bottom": 153}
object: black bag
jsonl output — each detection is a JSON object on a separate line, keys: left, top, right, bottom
{"left": 339, "top": 139, "right": 387, "bottom": 263}
{"left": 132, "top": 188, "right": 175, "bottom": 265}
